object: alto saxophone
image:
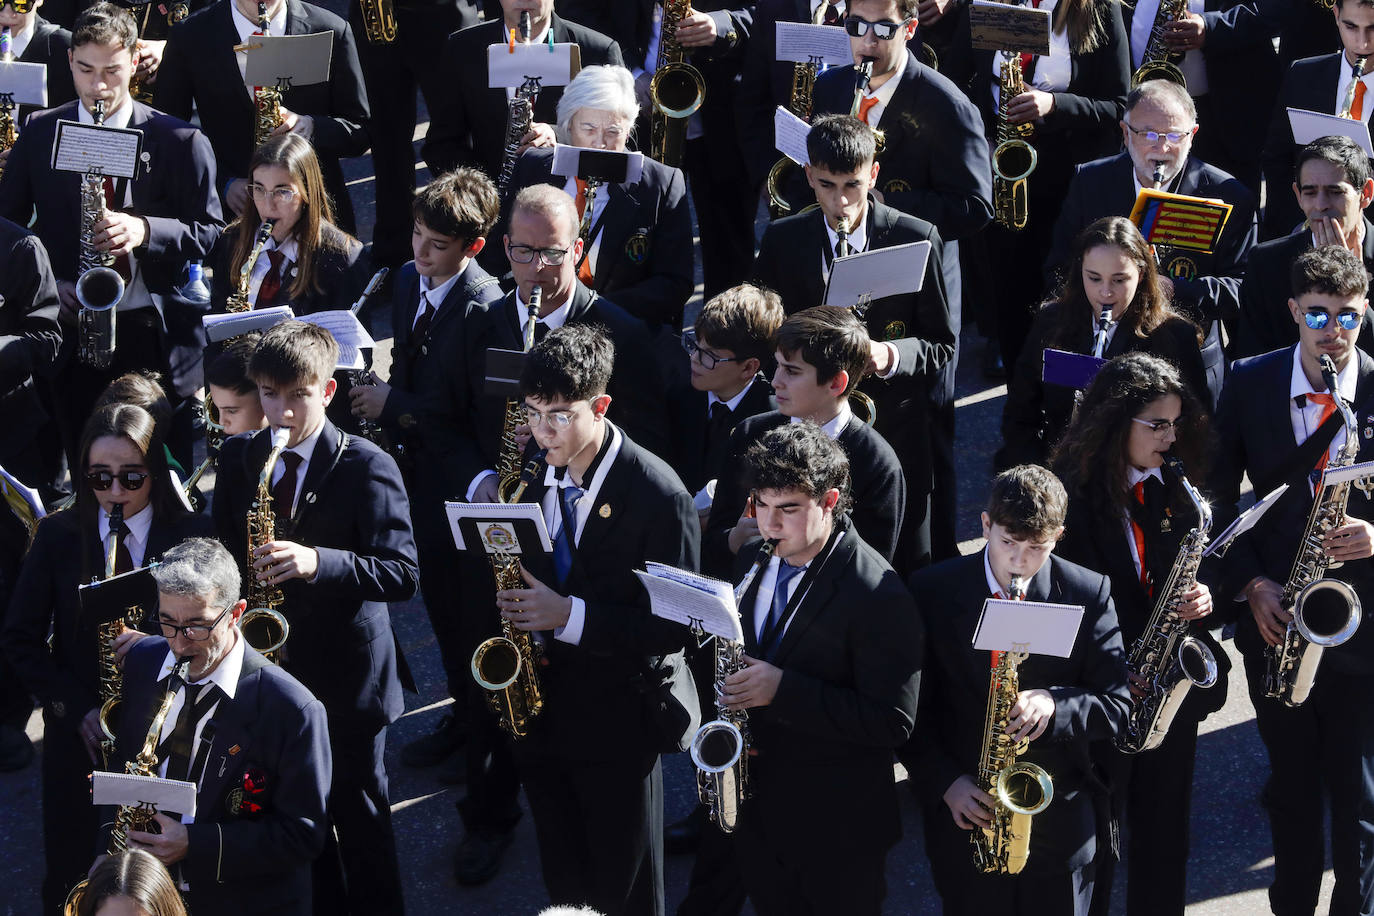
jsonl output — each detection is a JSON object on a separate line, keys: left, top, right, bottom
{"left": 253, "top": 2, "right": 285, "bottom": 149}
{"left": 226, "top": 220, "right": 276, "bottom": 313}
{"left": 1117, "top": 458, "right": 1219, "bottom": 753}
{"left": 240, "top": 427, "right": 292, "bottom": 662}
{"left": 1342, "top": 56, "right": 1370, "bottom": 120}
{"left": 1265, "top": 354, "right": 1371, "bottom": 706}
{"left": 96, "top": 504, "right": 132, "bottom": 767}
{"left": 1132, "top": 0, "right": 1189, "bottom": 89}
{"left": 650, "top": 0, "right": 706, "bottom": 168}
{"left": 972, "top": 575, "right": 1054, "bottom": 875}
{"left": 358, "top": 0, "right": 397, "bottom": 43}
{"left": 691, "top": 539, "right": 776, "bottom": 833}
{"left": 766, "top": 55, "right": 819, "bottom": 219}
{"left": 850, "top": 58, "right": 886, "bottom": 153}
{"left": 471, "top": 283, "right": 548, "bottom": 738}
{"left": 992, "top": 52, "right": 1037, "bottom": 232}
{"left": 183, "top": 392, "right": 228, "bottom": 498}
{"left": 77, "top": 100, "right": 124, "bottom": 369}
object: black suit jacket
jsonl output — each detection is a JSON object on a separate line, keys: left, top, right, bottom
{"left": 0, "top": 217, "right": 61, "bottom": 471}
{"left": 1261, "top": 52, "right": 1345, "bottom": 240}
{"left": 155, "top": 0, "right": 371, "bottom": 221}
{"left": 751, "top": 199, "right": 954, "bottom": 493}
{"left": 213, "top": 420, "right": 419, "bottom": 732}
{"left": 1212, "top": 346, "right": 1374, "bottom": 675}
{"left": 422, "top": 15, "right": 625, "bottom": 180}
{"left": 904, "top": 551, "right": 1130, "bottom": 875}
{"left": 1203, "top": 0, "right": 1337, "bottom": 70}
{"left": 17, "top": 17, "right": 76, "bottom": 124}
{"left": 207, "top": 222, "right": 368, "bottom": 316}
{"left": 1236, "top": 221, "right": 1374, "bottom": 359}
{"left": 668, "top": 374, "right": 777, "bottom": 496}
{"left": 116, "top": 637, "right": 330, "bottom": 916}
{"left": 484, "top": 147, "right": 694, "bottom": 328}
{"left": 703, "top": 409, "right": 906, "bottom": 576}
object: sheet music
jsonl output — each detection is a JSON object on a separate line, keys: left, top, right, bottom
{"left": 637, "top": 564, "right": 743, "bottom": 642}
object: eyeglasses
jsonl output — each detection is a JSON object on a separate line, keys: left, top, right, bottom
{"left": 507, "top": 243, "right": 570, "bottom": 267}
{"left": 148, "top": 602, "right": 235, "bottom": 641}
{"left": 1124, "top": 123, "right": 1194, "bottom": 145}
{"left": 1131, "top": 417, "right": 1182, "bottom": 436}
{"left": 1305, "top": 310, "right": 1362, "bottom": 331}
{"left": 525, "top": 402, "right": 589, "bottom": 430}
{"left": 681, "top": 332, "right": 740, "bottom": 371}
{"left": 246, "top": 183, "right": 300, "bottom": 204}
{"left": 843, "top": 16, "right": 910, "bottom": 39}
{"left": 85, "top": 470, "right": 149, "bottom": 491}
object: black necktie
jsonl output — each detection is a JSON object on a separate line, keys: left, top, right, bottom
{"left": 109, "top": 514, "right": 133, "bottom": 574}
{"left": 411, "top": 292, "right": 436, "bottom": 343}
{"left": 162, "top": 682, "right": 217, "bottom": 782}
{"left": 272, "top": 451, "right": 303, "bottom": 515}
{"left": 533, "top": 321, "right": 549, "bottom": 344}
{"left": 759, "top": 561, "right": 805, "bottom": 659}
{"left": 823, "top": 1, "right": 841, "bottom": 25}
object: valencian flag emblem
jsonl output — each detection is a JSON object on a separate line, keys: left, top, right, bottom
{"left": 1128, "top": 189, "right": 1233, "bottom": 254}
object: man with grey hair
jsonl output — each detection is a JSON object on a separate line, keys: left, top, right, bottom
{"left": 107, "top": 536, "right": 331, "bottom": 916}
{"left": 481, "top": 64, "right": 694, "bottom": 330}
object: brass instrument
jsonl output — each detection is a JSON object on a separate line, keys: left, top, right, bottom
{"left": 972, "top": 575, "right": 1054, "bottom": 875}
{"left": 0, "top": 28, "right": 16, "bottom": 178}
{"left": 1117, "top": 458, "right": 1219, "bottom": 753}
{"left": 496, "top": 284, "right": 541, "bottom": 502}
{"left": 78, "top": 101, "right": 124, "bottom": 370}
{"left": 252, "top": 2, "right": 285, "bottom": 149}
{"left": 1265, "top": 354, "right": 1370, "bottom": 706}
{"left": 240, "top": 427, "right": 292, "bottom": 662}
{"left": 95, "top": 504, "right": 132, "bottom": 766}
{"left": 358, "top": 0, "right": 397, "bottom": 43}
{"left": 1132, "top": 0, "right": 1189, "bottom": 89}
{"left": 850, "top": 58, "right": 886, "bottom": 154}
{"left": 225, "top": 220, "right": 276, "bottom": 314}
{"left": 1341, "top": 55, "right": 1369, "bottom": 120}
{"left": 992, "top": 52, "right": 1038, "bottom": 232}
{"left": 650, "top": 0, "right": 707, "bottom": 168}
{"left": 766, "top": 55, "right": 820, "bottom": 219}
{"left": 691, "top": 539, "right": 777, "bottom": 833}
{"left": 344, "top": 268, "right": 392, "bottom": 444}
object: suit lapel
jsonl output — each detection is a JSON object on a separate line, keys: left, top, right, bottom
{"left": 594, "top": 183, "right": 638, "bottom": 287}
{"left": 770, "top": 523, "right": 859, "bottom": 665}
{"left": 193, "top": 661, "right": 263, "bottom": 818}
{"left": 293, "top": 420, "right": 343, "bottom": 527}
{"left": 570, "top": 426, "right": 627, "bottom": 557}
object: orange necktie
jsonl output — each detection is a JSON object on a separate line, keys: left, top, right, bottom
{"left": 1131, "top": 481, "right": 1150, "bottom": 592}
{"left": 1353, "top": 81, "right": 1367, "bottom": 121}
{"left": 1308, "top": 392, "right": 1339, "bottom": 470}
{"left": 857, "top": 95, "right": 879, "bottom": 126}
{"left": 574, "top": 178, "right": 594, "bottom": 285}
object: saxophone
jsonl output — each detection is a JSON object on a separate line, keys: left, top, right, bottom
{"left": 1265, "top": 354, "right": 1370, "bottom": 706}
{"left": 650, "top": 0, "right": 706, "bottom": 168}
{"left": 108, "top": 655, "right": 193, "bottom": 852}
{"left": 472, "top": 285, "right": 547, "bottom": 737}
{"left": 1116, "top": 458, "right": 1219, "bottom": 753}
{"left": 765, "top": 55, "right": 820, "bottom": 219}
{"left": 358, "top": 0, "right": 397, "bottom": 43}
{"left": 850, "top": 58, "right": 886, "bottom": 153}
{"left": 253, "top": 2, "right": 285, "bottom": 149}
{"left": 95, "top": 504, "right": 131, "bottom": 767}
{"left": 972, "top": 575, "right": 1054, "bottom": 875}
{"left": 77, "top": 100, "right": 124, "bottom": 370}
{"left": 691, "top": 539, "right": 776, "bottom": 833}
{"left": 225, "top": 220, "right": 276, "bottom": 313}
{"left": 1132, "top": 0, "right": 1189, "bottom": 89}
{"left": 183, "top": 393, "right": 228, "bottom": 498}
{"left": 1342, "top": 56, "right": 1370, "bottom": 119}
{"left": 0, "top": 27, "right": 16, "bottom": 179}
{"left": 992, "top": 52, "right": 1037, "bottom": 232}
{"left": 240, "top": 427, "right": 292, "bottom": 662}
{"left": 343, "top": 267, "right": 392, "bottom": 445}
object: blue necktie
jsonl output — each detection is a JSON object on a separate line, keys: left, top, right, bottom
{"left": 759, "top": 561, "right": 804, "bottom": 658}
{"left": 552, "top": 484, "right": 584, "bottom": 586}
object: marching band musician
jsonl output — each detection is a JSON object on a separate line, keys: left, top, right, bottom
{"left": 2, "top": 0, "right": 77, "bottom": 124}
{"left": 1000, "top": 216, "right": 1208, "bottom": 470}
{"left": 1211, "top": 244, "right": 1374, "bottom": 915}
{"left": 153, "top": 0, "right": 371, "bottom": 232}
{"left": 107, "top": 537, "right": 331, "bottom": 916}
{"left": 205, "top": 333, "right": 268, "bottom": 438}
{"left": 903, "top": 464, "right": 1130, "bottom": 916}
{"left": 483, "top": 64, "right": 694, "bottom": 330}
{"left": 68, "top": 849, "right": 188, "bottom": 916}
{"left": 1050, "top": 352, "right": 1226, "bottom": 916}
{"left": 1, "top": 402, "right": 211, "bottom": 914}
{"left": 210, "top": 321, "right": 418, "bottom": 914}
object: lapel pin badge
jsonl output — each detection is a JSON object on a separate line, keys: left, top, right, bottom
{"left": 305, "top": 492, "right": 316, "bottom": 504}
{"left": 598, "top": 503, "right": 612, "bottom": 519}
{"left": 228, "top": 744, "right": 241, "bottom": 755}
{"left": 140, "top": 151, "right": 151, "bottom": 175}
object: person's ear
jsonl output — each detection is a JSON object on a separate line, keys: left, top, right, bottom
{"left": 828, "top": 369, "right": 850, "bottom": 397}
{"left": 590, "top": 393, "right": 612, "bottom": 418}
{"left": 466, "top": 236, "right": 486, "bottom": 257}
{"left": 1288, "top": 297, "right": 1302, "bottom": 327}
{"left": 740, "top": 356, "right": 761, "bottom": 379}
{"left": 321, "top": 376, "right": 337, "bottom": 404}
{"left": 822, "top": 488, "right": 840, "bottom": 511}
{"left": 1361, "top": 178, "right": 1374, "bottom": 210}
{"left": 981, "top": 511, "right": 991, "bottom": 540}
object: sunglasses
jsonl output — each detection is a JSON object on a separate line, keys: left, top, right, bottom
{"left": 85, "top": 470, "right": 149, "bottom": 491}
{"left": 843, "top": 16, "right": 910, "bottom": 39}
{"left": 1, "top": 0, "right": 33, "bottom": 13}
{"left": 1304, "top": 311, "right": 1362, "bottom": 331}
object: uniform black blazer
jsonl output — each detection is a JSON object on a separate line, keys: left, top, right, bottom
{"left": 1261, "top": 52, "right": 1345, "bottom": 240}
{"left": 903, "top": 551, "right": 1130, "bottom": 875}
{"left": 1212, "top": 346, "right": 1374, "bottom": 675}
{"left": 1235, "top": 221, "right": 1374, "bottom": 360}
{"left": 0, "top": 217, "right": 61, "bottom": 471}
{"left": 510, "top": 423, "right": 699, "bottom": 763}
{"left": 999, "top": 301, "right": 1208, "bottom": 469}
{"left": 207, "top": 222, "right": 368, "bottom": 316}
{"left": 213, "top": 420, "right": 419, "bottom": 733}
{"left": 555, "top": 0, "right": 655, "bottom": 65}
{"left": 751, "top": 199, "right": 952, "bottom": 493}
{"left": 667, "top": 374, "right": 777, "bottom": 496}
{"left": 702, "top": 409, "right": 906, "bottom": 576}
{"left": 116, "top": 637, "right": 330, "bottom": 916}
{"left": 484, "top": 147, "right": 694, "bottom": 328}
{"left": 17, "top": 17, "right": 76, "bottom": 124}
{"left": 421, "top": 14, "right": 625, "bottom": 180}
{"left": 0, "top": 506, "right": 212, "bottom": 731}
{"left": 733, "top": 521, "right": 923, "bottom": 860}
{"left": 154, "top": 0, "right": 371, "bottom": 222}
{"left": 1204, "top": 0, "right": 1337, "bottom": 71}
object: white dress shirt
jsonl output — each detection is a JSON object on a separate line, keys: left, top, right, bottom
{"left": 247, "top": 234, "right": 298, "bottom": 305}
{"left": 752, "top": 531, "right": 845, "bottom": 642}
{"left": 98, "top": 502, "right": 154, "bottom": 569}
{"left": 155, "top": 633, "right": 246, "bottom": 822}
{"left": 1335, "top": 55, "right": 1374, "bottom": 124}
{"left": 7, "top": 22, "right": 35, "bottom": 58}
{"left": 1289, "top": 344, "right": 1358, "bottom": 467}
{"left": 416, "top": 270, "right": 462, "bottom": 327}
{"left": 270, "top": 423, "right": 322, "bottom": 515}
{"left": 789, "top": 402, "right": 853, "bottom": 439}
{"left": 856, "top": 48, "right": 906, "bottom": 128}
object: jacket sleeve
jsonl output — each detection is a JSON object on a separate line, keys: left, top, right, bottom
{"left": 602, "top": 168, "right": 694, "bottom": 327}
{"left": 308, "top": 23, "right": 371, "bottom": 159}
{"left": 1169, "top": 182, "right": 1257, "bottom": 330}
{"left": 1046, "top": 575, "right": 1131, "bottom": 742}
{"left": 884, "top": 224, "right": 955, "bottom": 380}
{"left": 310, "top": 449, "right": 420, "bottom": 604}
{"left": 141, "top": 127, "right": 224, "bottom": 264}
{"left": 0, "top": 232, "right": 62, "bottom": 389}
{"left": 882, "top": 90, "right": 994, "bottom": 243}
{"left": 151, "top": 21, "right": 197, "bottom": 122}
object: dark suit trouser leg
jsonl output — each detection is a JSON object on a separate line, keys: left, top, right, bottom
{"left": 989, "top": 222, "right": 1049, "bottom": 378}
{"left": 520, "top": 751, "right": 665, "bottom": 916}
{"left": 937, "top": 865, "right": 1094, "bottom": 916}
{"left": 1325, "top": 671, "right": 1374, "bottom": 916}
{"left": 456, "top": 681, "right": 522, "bottom": 834}
{"left": 1124, "top": 720, "right": 1200, "bottom": 916}
{"left": 41, "top": 718, "right": 100, "bottom": 915}
{"left": 324, "top": 726, "right": 405, "bottom": 914}
{"left": 676, "top": 820, "right": 747, "bottom": 916}
{"left": 683, "top": 136, "right": 755, "bottom": 303}
{"left": 734, "top": 808, "right": 886, "bottom": 916}
{"left": 410, "top": 500, "right": 470, "bottom": 704}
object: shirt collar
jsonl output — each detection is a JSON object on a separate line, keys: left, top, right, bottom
{"left": 1126, "top": 465, "right": 1165, "bottom": 488}
{"left": 8, "top": 22, "right": 34, "bottom": 58}
{"left": 982, "top": 547, "right": 1001, "bottom": 597}
{"left": 824, "top": 208, "right": 869, "bottom": 255}
{"left": 419, "top": 269, "right": 463, "bottom": 306}
{"left": 266, "top": 234, "right": 298, "bottom": 263}
{"left": 1289, "top": 344, "right": 1358, "bottom": 404}
{"left": 707, "top": 377, "right": 757, "bottom": 415}
{"left": 519, "top": 290, "right": 572, "bottom": 333}
{"left": 158, "top": 630, "right": 245, "bottom": 698}
{"left": 789, "top": 403, "right": 853, "bottom": 439}
{"left": 233, "top": 1, "right": 288, "bottom": 39}
{"left": 99, "top": 502, "right": 153, "bottom": 547}
{"left": 285, "top": 423, "right": 323, "bottom": 463}
{"left": 77, "top": 97, "right": 133, "bottom": 129}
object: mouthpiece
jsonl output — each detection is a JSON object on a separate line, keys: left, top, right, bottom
{"left": 1320, "top": 353, "right": 1339, "bottom": 392}
{"left": 1008, "top": 575, "right": 1026, "bottom": 601}
{"left": 1151, "top": 163, "right": 1166, "bottom": 189}
{"left": 269, "top": 427, "right": 290, "bottom": 450}
{"left": 519, "top": 10, "right": 531, "bottom": 41}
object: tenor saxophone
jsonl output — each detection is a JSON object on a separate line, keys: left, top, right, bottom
{"left": 650, "top": 0, "right": 706, "bottom": 168}
{"left": 226, "top": 220, "right": 276, "bottom": 313}
{"left": 182, "top": 392, "right": 228, "bottom": 498}
{"left": 253, "top": 2, "right": 284, "bottom": 149}
{"left": 1132, "top": 0, "right": 1189, "bottom": 89}
{"left": 1117, "top": 458, "right": 1219, "bottom": 753}
{"left": 972, "top": 575, "right": 1054, "bottom": 875}
{"left": 240, "top": 427, "right": 292, "bottom": 662}
{"left": 77, "top": 100, "right": 124, "bottom": 370}
{"left": 691, "top": 539, "right": 776, "bottom": 833}
{"left": 992, "top": 52, "right": 1037, "bottom": 232}
{"left": 358, "top": 0, "right": 397, "bottom": 43}
{"left": 1265, "top": 354, "right": 1371, "bottom": 706}
{"left": 1342, "top": 56, "right": 1370, "bottom": 120}
{"left": 766, "top": 56, "right": 819, "bottom": 219}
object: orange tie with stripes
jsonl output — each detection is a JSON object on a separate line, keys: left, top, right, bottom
{"left": 1353, "top": 81, "right": 1367, "bottom": 121}
{"left": 1307, "top": 392, "right": 1339, "bottom": 470}
{"left": 574, "top": 178, "right": 594, "bottom": 285}
{"left": 858, "top": 95, "right": 879, "bottom": 126}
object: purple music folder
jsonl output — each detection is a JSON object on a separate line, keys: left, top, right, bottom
{"left": 1041, "top": 348, "right": 1105, "bottom": 390}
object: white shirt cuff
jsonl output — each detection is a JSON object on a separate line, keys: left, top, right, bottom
{"left": 555, "top": 596, "right": 587, "bottom": 645}
{"left": 466, "top": 469, "right": 497, "bottom": 502}
{"left": 878, "top": 342, "right": 900, "bottom": 379}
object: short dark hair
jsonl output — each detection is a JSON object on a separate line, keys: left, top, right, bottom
{"left": 806, "top": 114, "right": 877, "bottom": 175}
{"left": 520, "top": 323, "right": 614, "bottom": 403}
{"left": 743, "top": 422, "right": 852, "bottom": 516}
{"left": 1334, "top": 0, "right": 1374, "bottom": 11}
{"left": 773, "top": 306, "right": 870, "bottom": 393}
{"left": 694, "top": 284, "right": 785, "bottom": 366}
{"left": 205, "top": 334, "right": 262, "bottom": 395}
{"left": 1295, "top": 135, "right": 1371, "bottom": 189}
{"left": 413, "top": 168, "right": 499, "bottom": 245}
{"left": 249, "top": 320, "right": 338, "bottom": 388}
{"left": 986, "top": 465, "right": 1068, "bottom": 540}
{"left": 1291, "top": 245, "right": 1370, "bottom": 300}
{"left": 73, "top": 2, "right": 138, "bottom": 51}
{"left": 94, "top": 371, "right": 171, "bottom": 434}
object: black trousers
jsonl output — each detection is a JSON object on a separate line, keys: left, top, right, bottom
{"left": 409, "top": 494, "right": 470, "bottom": 703}
{"left": 456, "top": 679, "right": 522, "bottom": 835}
{"left": 935, "top": 863, "right": 1096, "bottom": 916}
{"left": 676, "top": 818, "right": 747, "bottom": 916}
{"left": 41, "top": 713, "right": 100, "bottom": 915}
{"left": 683, "top": 135, "right": 755, "bottom": 304}
{"left": 1242, "top": 652, "right": 1374, "bottom": 916}
{"left": 519, "top": 750, "right": 665, "bottom": 916}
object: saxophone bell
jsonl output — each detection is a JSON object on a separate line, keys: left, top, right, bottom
{"left": 241, "top": 427, "right": 292, "bottom": 663}
{"left": 77, "top": 267, "right": 124, "bottom": 370}
{"left": 649, "top": 0, "right": 707, "bottom": 167}
{"left": 691, "top": 718, "right": 744, "bottom": 773}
